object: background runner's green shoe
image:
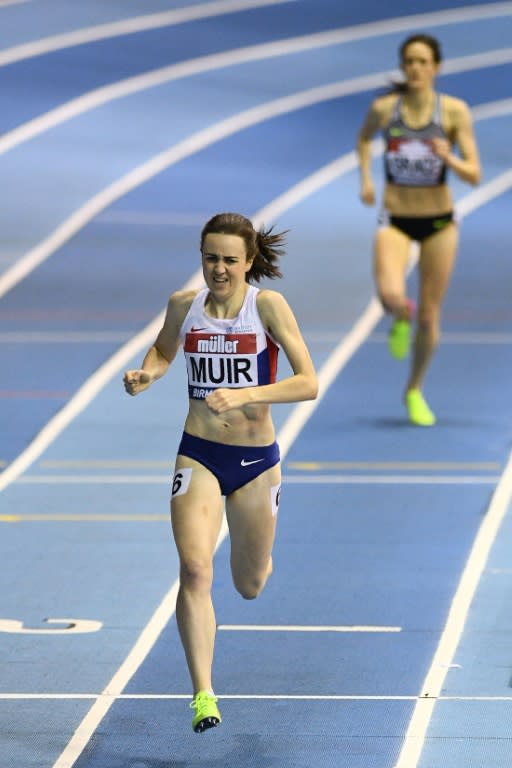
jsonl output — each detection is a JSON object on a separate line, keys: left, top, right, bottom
{"left": 190, "top": 690, "right": 222, "bottom": 733}
{"left": 388, "top": 299, "right": 415, "bottom": 359}
{"left": 405, "top": 389, "right": 436, "bottom": 426}
{"left": 388, "top": 318, "right": 410, "bottom": 359}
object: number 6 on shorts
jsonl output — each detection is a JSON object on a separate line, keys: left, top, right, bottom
{"left": 171, "top": 467, "right": 192, "bottom": 497}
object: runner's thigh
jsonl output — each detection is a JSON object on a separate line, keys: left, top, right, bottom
{"left": 374, "top": 226, "right": 412, "bottom": 290}
{"left": 171, "top": 457, "right": 224, "bottom": 558}
{"left": 226, "top": 464, "right": 281, "bottom": 566}
{"left": 418, "top": 223, "right": 459, "bottom": 306}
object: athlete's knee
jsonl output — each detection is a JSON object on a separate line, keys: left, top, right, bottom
{"left": 416, "top": 305, "right": 440, "bottom": 335}
{"left": 378, "top": 289, "right": 408, "bottom": 316}
{"left": 179, "top": 556, "right": 213, "bottom": 593}
{"left": 378, "top": 290, "right": 396, "bottom": 313}
{"left": 379, "top": 294, "right": 394, "bottom": 314}
{"left": 232, "top": 570, "right": 268, "bottom": 600}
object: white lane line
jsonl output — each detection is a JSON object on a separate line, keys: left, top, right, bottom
{"left": 0, "top": 73, "right": 511, "bottom": 302}
{"left": 0, "top": 0, "right": 296, "bottom": 65}
{"left": 217, "top": 624, "right": 402, "bottom": 632}
{"left": 1, "top": 1, "right": 510, "bottom": 67}
{"left": 11, "top": 474, "right": 500, "bottom": 485}
{"left": 6, "top": 693, "right": 512, "bottom": 701}
{"left": 0, "top": 693, "right": 418, "bottom": 701}
{"left": 283, "top": 475, "right": 500, "bottom": 485}
{"left": 393, "top": 450, "right": 512, "bottom": 768}
{"left": 0, "top": 0, "right": 31, "bottom": 7}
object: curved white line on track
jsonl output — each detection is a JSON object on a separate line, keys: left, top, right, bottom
{"left": 0, "top": 0, "right": 30, "bottom": 7}
{"left": 0, "top": 0, "right": 296, "bottom": 65}
{"left": 0, "top": 1, "right": 511, "bottom": 67}
{"left": 1, "top": 57, "right": 511, "bottom": 304}
{"left": 1, "top": 24, "right": 511, "bottom": 159}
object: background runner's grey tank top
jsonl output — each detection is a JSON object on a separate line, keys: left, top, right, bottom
{"left": 383, "top": 93, "right": 448, "bottom": 187}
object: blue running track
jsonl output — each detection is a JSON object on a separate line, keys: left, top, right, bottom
{"left": 1, "top": 1, "right": 512, "bottom": 766}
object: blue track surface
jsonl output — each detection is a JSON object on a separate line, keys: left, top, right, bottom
{"left": 1, "top": 2, "right": 512, "bottom": 766}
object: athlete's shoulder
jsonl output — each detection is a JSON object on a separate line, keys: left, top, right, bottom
{"left": 256, "top": 287, "right": 287, "bottom": 308}
{"left": 373, "top": 92, "right": 399, "bottom": 127}
{"left": 256, "top": 289, "right": 293, "bottom": 327}
{"left": 168, "top": 288, "right": 199, "bottom": 309}
{"left": 440, "top": 93, "right": 473, "bottom": 131}
{"left": 165, "top": 289, "right": 200, "bottom": 327}
{"left": 440, "top": 92, "right": 471, "bottom": 117}
{"left": 374, "top": 92, "right": 398, "bottom": 108}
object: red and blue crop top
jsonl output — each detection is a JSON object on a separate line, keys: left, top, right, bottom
{"left": 179, "top": 285, "right": 279, "bottom": 401}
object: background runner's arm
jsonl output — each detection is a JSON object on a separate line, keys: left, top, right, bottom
{"left": 357, "top": 100, "right": 384, "bottom": 205}
{"left": 436, "top": 99, "right": 481, "bottom": 185}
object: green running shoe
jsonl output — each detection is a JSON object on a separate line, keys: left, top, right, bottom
{"left": 190, "top": 690, "right": 221, "bottom": 733}
{"left": 405, "top": 389, "right": 436, "bottom": 426}
{"left": 388, "top": 299, "right": 415, "bottom": 360}
{"left": 388, "top": 319, "right": 410, "bottom": 359}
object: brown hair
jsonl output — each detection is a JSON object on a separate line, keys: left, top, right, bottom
{"left": 387, "top": 33, "right": 443, "bottom": 94}
{"left": 400, "top": 34, "right": 442, "bottom": 66}
{"left": 200, "top": 212, "right": 286, "bottom": 282}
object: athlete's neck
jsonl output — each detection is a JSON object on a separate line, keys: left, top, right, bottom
{"left": 205, "top": 283, "right": 249, "bottom": 319}
{"left": 403, "top": 87, "right": 434, "bottom": 111}
{"left": 400, "top": 88, "right": 435, "bottom": 128}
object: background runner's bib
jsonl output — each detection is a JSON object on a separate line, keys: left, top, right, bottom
{"left": 383, "top": 93, "right": 448, "bottom": 187}
{"left": 179, "top": 285, "right": 279, "bottom": 400}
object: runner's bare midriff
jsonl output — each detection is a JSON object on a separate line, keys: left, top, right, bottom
{"left": 184, "top": 399, "right": 275, "bottom": 445}
{"left": 384, "top": 182, "right": 453, "bottom": 217}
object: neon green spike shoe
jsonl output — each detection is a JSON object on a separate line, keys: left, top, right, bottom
{"left": 388, "top": 319, "right": 411, "bottom": 359}
{"left": 405, "top": 389, "right": 436, "bottom": 427}
{"left": 190, "top": 690, "right": 221, "bottom": 733}
{"left": 388, "top": 299, "right": 415, "bottom": 360}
